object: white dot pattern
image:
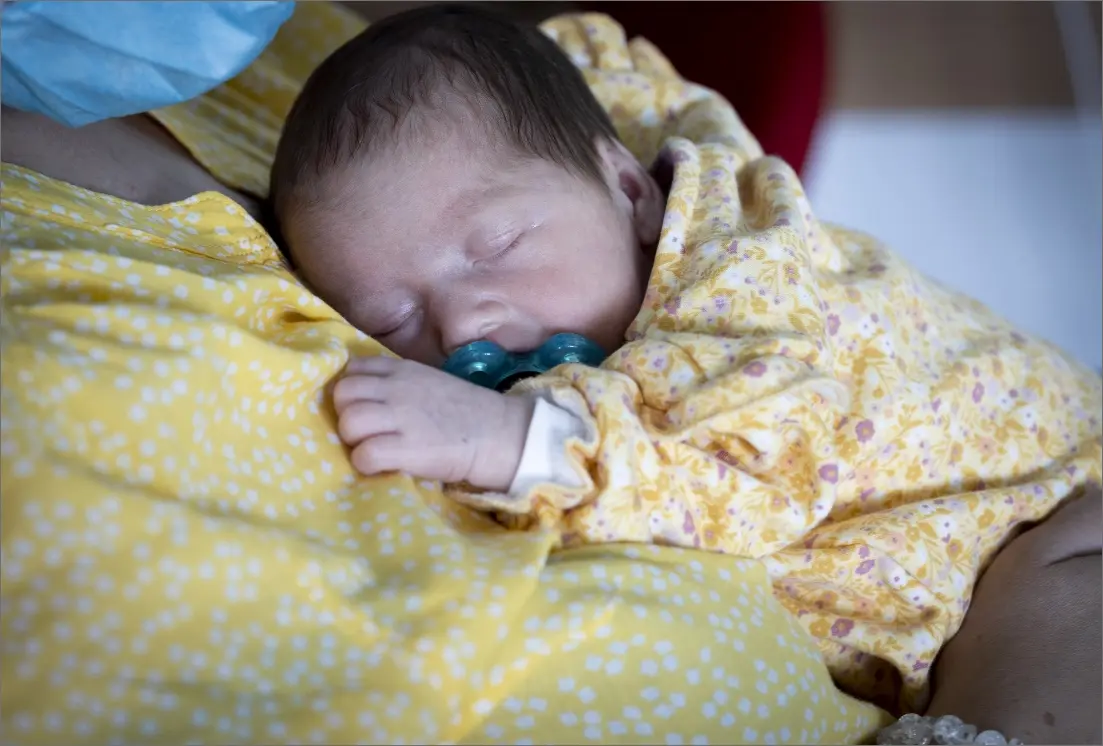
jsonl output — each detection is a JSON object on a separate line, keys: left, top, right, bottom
{"left": 0, "top": 164, "right": 887, "bottom": 744}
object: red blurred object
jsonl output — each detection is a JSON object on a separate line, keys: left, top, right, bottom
{"left": 579, "top": 1, "right": 827, "bottom": 176}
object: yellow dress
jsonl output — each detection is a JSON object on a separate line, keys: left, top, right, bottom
{"left": 0, "top": 4, "right": 888, "bottom": 745}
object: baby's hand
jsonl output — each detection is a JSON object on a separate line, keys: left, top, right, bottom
{"left": 332, "top": 356, "right": 534, "bottom": 491}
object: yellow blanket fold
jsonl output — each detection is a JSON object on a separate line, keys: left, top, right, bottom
{"left": 455, "top": 13, "right": 1103, "bottom": 711}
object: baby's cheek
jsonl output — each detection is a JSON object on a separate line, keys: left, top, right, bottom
{"left": 527, "top": 220, "right": 644, "bottom": 345}
{"left": 571, "top": 280, "right": 642, "bottom": 352}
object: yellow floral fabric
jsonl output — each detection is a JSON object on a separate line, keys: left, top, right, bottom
{"left": 462, "top": 13, "right": 1103, "bottom": 713}
{"left": 0, "top": 4, "right": 889, "bottom": 746}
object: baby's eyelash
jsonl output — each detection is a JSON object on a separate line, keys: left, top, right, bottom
{"left": 487, "top": 234, "right": 523, "bottom": 261}
{"left": 374, "top": 307, "right": 419, "bottom": 337}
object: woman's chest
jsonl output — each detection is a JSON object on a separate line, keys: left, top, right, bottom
{"left": 1, "top": 107, "right": 261, "bottom": 220}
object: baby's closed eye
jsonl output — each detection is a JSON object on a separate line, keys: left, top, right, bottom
{"left": 365, "top": 303, "right": 421, "bottom": 339}
{"left": 474, "top": 230, "right": 525, "bottom": 264}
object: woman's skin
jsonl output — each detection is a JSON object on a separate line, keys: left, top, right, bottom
{"left": 3, "top": 101, "right": 1100, "bottom": 744}
{"left": 926, "top": 484, "right": 1101, "bottom": 744}
{"left": 0, "top": 106, "right": 260, "bottom": 219}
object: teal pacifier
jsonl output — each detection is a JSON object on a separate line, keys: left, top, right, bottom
{"left": 442, "top": 333, "right": 606, "bottom": 391}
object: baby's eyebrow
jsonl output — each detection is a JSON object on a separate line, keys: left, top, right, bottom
{"left": 446, "top": 175, "right": 519, "bottom": 221}
{"left": 443, "top": 183, "right": 511, "bottom": 251}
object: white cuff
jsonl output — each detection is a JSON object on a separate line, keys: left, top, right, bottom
{"left": 508, "top": 395, "right": 588, "bottom": 496}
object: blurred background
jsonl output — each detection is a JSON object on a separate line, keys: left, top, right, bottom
{"left": 349, "top": 1, "right": 1102, "bottom": 371}
{"left": 805, "top": 2, "right": 1102, "bottom": 373}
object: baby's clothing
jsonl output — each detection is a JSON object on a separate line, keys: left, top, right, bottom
{"left": 509, "top": 395, "right": 591, "bottom": 496}
{"left": 460, "top": 15, "right": 1103, "bottom": 710}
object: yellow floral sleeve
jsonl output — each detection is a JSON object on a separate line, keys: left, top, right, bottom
{"left": 457, "top": 13, "right": 1103, "bottom": 712}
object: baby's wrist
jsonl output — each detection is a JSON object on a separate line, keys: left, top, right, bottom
{"left": 469, "top": 393, "right": 536, "bottom": 492}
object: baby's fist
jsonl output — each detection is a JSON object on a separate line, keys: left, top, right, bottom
{"left": 332, "top": 356, "right": 534, "bottom": 492}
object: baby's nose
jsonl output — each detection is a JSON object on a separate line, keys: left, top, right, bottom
{"left": 439, "top": 298, "right": 543, "bottom": 355}
{"left": 439, "top": 296, "right": 504, "bottom": 354}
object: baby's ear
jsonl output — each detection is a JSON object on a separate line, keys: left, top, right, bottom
{"left": 596, "top": 138, "right": 665, "bottom": 248}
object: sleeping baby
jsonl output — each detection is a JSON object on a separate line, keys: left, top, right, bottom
{"left": 270, "top": 3, "right": 662, "bottom": 496}
{"left": 269, "top": 4, "right": 1102, "bottom": 711}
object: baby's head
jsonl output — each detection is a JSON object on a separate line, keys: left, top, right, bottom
{"left": 270, "top": 4, "right": 664, "bottom": 365}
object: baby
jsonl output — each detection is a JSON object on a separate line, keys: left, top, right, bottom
{"left": 270, "top": 2, "right": 1102, "bottom": 714}
{"left": 271, "top": 4, "right": 665, "bottom": 496}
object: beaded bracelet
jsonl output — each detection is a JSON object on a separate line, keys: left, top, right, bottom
{"left": 876, "top": 713, "right": 1023, "bottom": 745}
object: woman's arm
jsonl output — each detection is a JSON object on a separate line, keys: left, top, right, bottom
{"left": 926, "top": 484, "right": 1102, "bottom": 745}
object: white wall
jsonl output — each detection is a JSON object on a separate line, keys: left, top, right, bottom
{"left": 803, "top": 111, "right": 1102, "bottom": 371}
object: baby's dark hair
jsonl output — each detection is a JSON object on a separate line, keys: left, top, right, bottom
{"left": 269, "top": 3, "right": 619, "bottom": 235}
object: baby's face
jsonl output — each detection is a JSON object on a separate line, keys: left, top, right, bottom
{"left": 285, "top": 126, "right": 661, "bottom": 366}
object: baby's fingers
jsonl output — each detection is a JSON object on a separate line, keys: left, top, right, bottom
{"left": 337, "top": 401, "right": 397, "bottom": 445}
{"left": 349, "top": 433, "right": 412, "bottom": 477}
{"left": 332, "top": 373, "right": 391, "bottom": 412}
{"left": 344, "top": 355, "right": 400, "bottom": 376}
{"left": 351, "top": 434, "right": 462, "bottom": 483}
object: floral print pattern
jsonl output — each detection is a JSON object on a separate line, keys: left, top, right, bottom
{"left": 489, "top": 12, "right": 1102, "bottom": 712}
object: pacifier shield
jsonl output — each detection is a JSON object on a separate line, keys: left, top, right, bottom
{"left": 442, "top": 333, "right": 605, "bottom": 392}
